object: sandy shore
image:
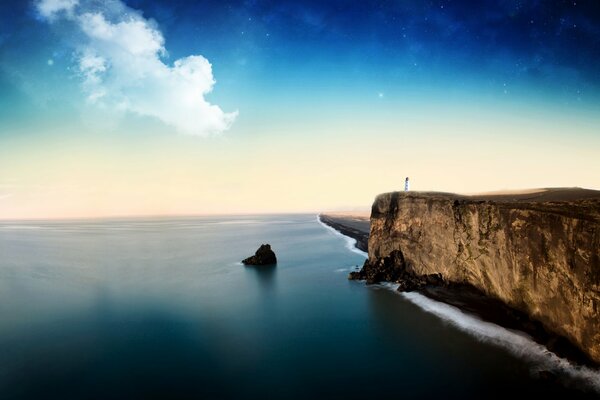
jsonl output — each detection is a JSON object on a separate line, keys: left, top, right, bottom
{"left": 318, "top": 214, "right": 369, "bottom": 252}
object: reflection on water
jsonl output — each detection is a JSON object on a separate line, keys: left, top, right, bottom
{"left": 0, "top": 214, "right": 598, "bottom": 399}
{"left": 244, "top": 263, "right": 277, "bottom": 289}
{"left": 2, "top": 309, "right": 231, "bottom": 399}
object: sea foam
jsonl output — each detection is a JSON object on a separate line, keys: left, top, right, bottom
{"left": 390, "top": 285, "right": 600, "bottom": 392}
{"left": 316, "top": 215, "right": 368, "bottom": 258}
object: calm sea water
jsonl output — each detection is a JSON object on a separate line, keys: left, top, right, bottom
{"left": 0, "top": 214, "right": 598, "bottom": 399}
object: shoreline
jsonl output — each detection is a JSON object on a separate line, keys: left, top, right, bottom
{"left": 318, "top": 214, "right": 369, "bottom": 253}
{"left": 318, "top": 212, "right": 599, "bottom": 371}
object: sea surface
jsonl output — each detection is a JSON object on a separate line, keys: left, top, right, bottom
{"left": 0, "top": 214, "right": 598, "bottom": 399}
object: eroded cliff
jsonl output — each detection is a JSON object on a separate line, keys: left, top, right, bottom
{"left": 358, "top": 189, "right": 600, "bottom": 364}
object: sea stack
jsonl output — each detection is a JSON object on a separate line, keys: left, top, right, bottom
{"left": 242, "top": 244, "right": 277, "bottom": 266}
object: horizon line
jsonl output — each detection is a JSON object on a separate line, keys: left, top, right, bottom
{"left": 0, "top": 210, "right": 329, "bottom": 223}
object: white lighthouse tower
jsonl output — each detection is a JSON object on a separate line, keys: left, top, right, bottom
{"left": 404, "top": 177, "right": 410, "bottom": 192}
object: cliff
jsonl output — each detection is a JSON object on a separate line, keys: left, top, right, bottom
{"left": 357, "top": 188, "right": 600, "bottom": 364}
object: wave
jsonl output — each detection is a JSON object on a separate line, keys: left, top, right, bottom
{"left": 316, "top": 215, "right": 368, "bottom": 258}
{"left": 211, "top": 219, "right": 263, "bottom": 225}
{"left": 334, "top": 266, "right": 362, "bottom": 273}
{"left": 0, "top": 225, "right": 47, "bottom": 230}
{"left": 377, "top": 286, "right": 600, "bottom": 392}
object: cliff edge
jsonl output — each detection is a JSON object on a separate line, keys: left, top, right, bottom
{"left": 359, "top": 188, "right": 600, "bottom": 364}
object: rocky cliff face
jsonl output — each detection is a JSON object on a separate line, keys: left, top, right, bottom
{"left": 365, "top": 190, "right": 600, "bottom": 363}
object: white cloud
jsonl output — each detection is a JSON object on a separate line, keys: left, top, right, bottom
{"left": 79, "top": 12, "right": 165, "bottom": 56}
{"left": 36, "top": 0, "right": 79, "bottom": 20}
{"left": 35, "top": 0, "right": 237, "bottom": 136}
{"left": 78, "top": 50, "right": 107, "bottom": 101}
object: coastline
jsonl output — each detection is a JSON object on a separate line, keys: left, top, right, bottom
{"left": 317, "top": 214, "right": 369, "bottom": 253}
{"left": 318, "top": 212, "right": 600, "bottom": 374}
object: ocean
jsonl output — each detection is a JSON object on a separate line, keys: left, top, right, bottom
{"left": 0, "top": 214, "right": 598, "bottom": 399}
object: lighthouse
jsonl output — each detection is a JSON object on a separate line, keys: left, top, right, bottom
{"left": 405, "top": 177, "right": 410, "bottom": 191}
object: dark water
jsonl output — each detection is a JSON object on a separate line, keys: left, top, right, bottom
{"left": 0, "top": 214, "right": 598, "bottom": 399}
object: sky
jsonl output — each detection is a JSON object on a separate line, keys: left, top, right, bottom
{"left": 0, "top": 0, "right": 599, "bottom": 219}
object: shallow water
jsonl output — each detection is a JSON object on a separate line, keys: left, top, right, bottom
{"left": 0, "top": 214, "right": 597, "bottom": 399}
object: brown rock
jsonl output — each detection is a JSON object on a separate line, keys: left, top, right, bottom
{"left": 363, "top": 189, "right": 600, "bottom": 363}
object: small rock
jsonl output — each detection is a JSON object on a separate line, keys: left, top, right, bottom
{"left": 242, "top": 244, "right": 277, "bottom": 266}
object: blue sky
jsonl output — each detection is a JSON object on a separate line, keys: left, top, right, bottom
{"left": 0, "top": 0, "right": 599, "bottom": 218}
{"left": 2, "top": 0, "right": 599, "bottom": 119}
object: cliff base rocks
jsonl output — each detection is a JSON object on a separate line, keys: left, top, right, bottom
{"left": 349, "top": 249, "right": 443, "bottom": 289}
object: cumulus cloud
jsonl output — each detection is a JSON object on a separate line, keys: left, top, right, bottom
{"left": 36, "top": 0, "right": 78, "bottom": 21}
{"left": 35, "top": 0, "right": 237, "bottom": 136}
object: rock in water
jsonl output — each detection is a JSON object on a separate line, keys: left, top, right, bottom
{"left": 242, "top": 244, "right": 277, "bottom": 266}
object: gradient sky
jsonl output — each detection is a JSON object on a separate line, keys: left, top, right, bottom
{"left": 1, "top": 0, "right": 599, "bottom": 219}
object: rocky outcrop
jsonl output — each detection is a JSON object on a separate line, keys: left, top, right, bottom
{"left": 356, "top": 189, "right": 600, "bottom": 364}
{"left": 348, "top": 250, "right": 444, "bottom": 290}
{"left": 242, "top": 244, "right": 277, "bottom": 266}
